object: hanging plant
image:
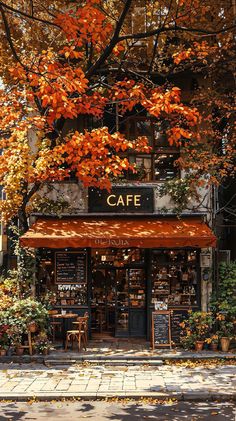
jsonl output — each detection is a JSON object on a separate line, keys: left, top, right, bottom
{"left": 28, "top": 195, "right": 71, "bottom": 217}
{"left": 158, "top": 176, "right": 200, "bottom": 215}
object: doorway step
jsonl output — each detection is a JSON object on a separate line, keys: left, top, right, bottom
{"left": 1, "top": 350, "right": 235, "bottom": 365}
{"left": 91, "top": 332, "right": 115, "bottom": 341}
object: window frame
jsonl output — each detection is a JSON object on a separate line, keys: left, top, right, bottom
{"left": 124, "top": 116, "right": 180, "bottom": 182}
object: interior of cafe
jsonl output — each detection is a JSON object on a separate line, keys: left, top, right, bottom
{"left": 36, "top": 246, "right": 200, "bottom": 342}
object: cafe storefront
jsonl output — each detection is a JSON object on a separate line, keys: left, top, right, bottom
{"left": 20, "top": 187, "right": 216, "bottom": 343}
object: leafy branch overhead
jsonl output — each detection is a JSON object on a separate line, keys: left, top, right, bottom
{"left": 0, "top": 0, "right": 234, "bottom": 228}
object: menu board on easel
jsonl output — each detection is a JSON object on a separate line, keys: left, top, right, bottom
{"left": 55, "top": 251, "right": 87, "bottom": 284}
{"left": 171, "top": 309, "right": 189, "bottom": 345}
{"left": 151, "top": 310, "right": 171, "bottom": 349}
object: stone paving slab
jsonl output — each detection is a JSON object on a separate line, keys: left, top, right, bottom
{"left": 0, "top": 363, "right": 235, "bottom": 401}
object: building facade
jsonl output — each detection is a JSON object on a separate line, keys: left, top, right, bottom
{"left": 20, "top": 131, "right": 216, "bottom": 343}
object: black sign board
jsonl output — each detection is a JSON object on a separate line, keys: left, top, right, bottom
{"left": 151, "top": 310, "right": 171, "bottom": 349}
{"left": 55, "top": 251, "right": 87, "bottom": 284}
{"left": 88, "top": 187, "right": 154, "bottom": 213}
{"left": 171, "top": 309, "right": 189, "bottom": 344}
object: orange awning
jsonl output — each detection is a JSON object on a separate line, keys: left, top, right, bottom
{"left": 20, "top": 217, "right": 216, "bottom": 249}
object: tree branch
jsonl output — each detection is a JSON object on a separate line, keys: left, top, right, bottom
{"left": 85, "top": 0, "right": 133, "bottom": 78}
{"left": 148, "top": 33, "right": 159, "bottom": 74}
{"left": 118, "top": 24, "right": 236, "bottom": 42}
{"left": 0, "top": 1, "right": 60, "bottom": 28}
{"left": 23, "top": 182, "right": 41, "bottom": 209}
{"left": 0, "top": 4, "right": 26, "bottom": 67}
{"left": 30, "top": 0, "right": 34, "bottom": 17}
{"left": 18, "top": 182, "right": 41, "bottom": 232}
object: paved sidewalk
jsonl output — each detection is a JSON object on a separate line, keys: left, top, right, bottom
{"left": 0, "top": 363, "right": 235, "bottom": 401}
{"left": 1, "top": 340, "right": 235, "bottom": 364}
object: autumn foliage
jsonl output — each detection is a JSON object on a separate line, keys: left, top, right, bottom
{"left": 0, "top": 0, "right": 235, "bottom": 227}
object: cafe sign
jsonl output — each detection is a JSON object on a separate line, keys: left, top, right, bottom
{"left": 88, "top": 187, "right": 154, "bottom": 213}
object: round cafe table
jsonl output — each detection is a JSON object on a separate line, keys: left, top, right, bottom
{"left": 52, "top": 313, "right": 78, "bottom": 348}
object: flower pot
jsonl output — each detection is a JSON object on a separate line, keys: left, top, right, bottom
{"left": 220, "top": 337, "right": 230, "bottom": 352}
{"left": 195, "top": 341, "right": 204, "bottom": 351}
{"left": 16, "top": 346, "right": 24, "bottom": 356}
{"left": 210, "top": 343, "right": 218, "bottom": 351}
{"left": 0, "top": 349, "right": 7, "bottom": 357}
{"left": 6, "top": 348, "right": 12, "bottom": 357}
{"left": 43, "top": 348, "right": 49, "bottom": 355}
{"left": 28, "top": 322, "right": 37, "bottom": 333}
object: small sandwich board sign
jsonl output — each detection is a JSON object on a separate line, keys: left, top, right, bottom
{"left": 151, "top": 310, "right": 172, "bottom": 349}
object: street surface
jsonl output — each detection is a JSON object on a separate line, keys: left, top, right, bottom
{"left": 0, "top": 363, "right": 235, "bottom": 400}
{"left": 0, "top": 400, "right": 235, "bottom": 420}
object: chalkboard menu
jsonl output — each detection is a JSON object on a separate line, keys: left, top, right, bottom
{"left": 151, "top": 310, "right": 171, "bottom": 349}
{"left": 171, "top": 309, "right": 189, "bottom": 345}
{"left": 55, "top": 252, "right": 87, "bottom": 284}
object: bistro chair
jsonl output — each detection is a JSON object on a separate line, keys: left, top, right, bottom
{"left": 21, "top": 331, "right": 33, "bottom": 356}
{"left": 72, "top": 313, "right": 89, "bottom": 347}
{"left": 48, "top": 309, "right": 62, "bottom": 343}
{"left": 65, "top": 317, "right": 87, "bottom": 352}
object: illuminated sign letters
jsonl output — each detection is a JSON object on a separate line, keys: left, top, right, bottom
{"left": 88, "top": 187, "right": 154, "bottom": 213}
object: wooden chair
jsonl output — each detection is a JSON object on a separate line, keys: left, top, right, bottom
{"left": 65, "top": 317, "right": 87, "bottom": 352}
{"left": 72, "top": 313, "right": 89, "bottom": 347}
{"left": 48, "top": 310, "right": 62, "bottom": 343}
{"left": 21, "top": 331, "right": 33, "bottom": 356}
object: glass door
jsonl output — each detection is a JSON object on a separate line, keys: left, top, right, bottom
{"left": 129, "top": 269, "right": 146, "bottom": 308}
{"left": 129, "top": 268, "right": 146, "bottom": 337}
{"left": 115, "top": 269, "right": 129, "bottom": 337}
{"left": 115, "top": 268, "right": 147, "bottom": 337}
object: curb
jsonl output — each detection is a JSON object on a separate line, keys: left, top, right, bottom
{"left": 0, "top": 353, "right": 235, "bottom": 365}
{"left": 0, "top": 392, "right": 234, "bottom": 402}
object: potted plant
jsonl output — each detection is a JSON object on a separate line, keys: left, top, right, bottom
{"left": 9, "top": 328, "right": 24, "bottom": 356}
{"left": 0, "top": 344, "right": 8, "bottom": 357}
{"left": 10, "top": 298, "right": 49, "bottom": 333}
{"left": 3, "top": 319, "right": 25, "bottom": 356}
{"left": 180, "top": 312, "right": 213, "bottom": 351}
{"left": 179, "top": 330, "right": 197, "bottom": 350}
{"left": 15, "top": 343, "right": 24, "bottom": 356}
{"left": 28, "top": 321, "right": 38, "bottom": 333}
{"left": 0, "top": 324, "right": 10, "bottom": 356}
{"left": 210, "top": 262, "right": 236, "bottom": 352}
{"left": 34, "top": 332, "right": 50, "bottom": 355}
{"left": 216, "top": 314, "right": 234, "bottom": 352}
{"left": 205, "top": 334, "right": 219, "bottom": 351}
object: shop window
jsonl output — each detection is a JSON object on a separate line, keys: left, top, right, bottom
{"left": 124, "top": 117, "right": 180, "bottom": 182}
{"left": 154, "top": 153, "right": 179, "bottom": 181}
{"left": 37, "top": 250, "right": 88, "bottom": 308}
{"left": 151, "top": 249, "right": 198, "bottom": 309}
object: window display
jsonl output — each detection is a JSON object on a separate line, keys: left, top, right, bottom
{"left": 55, "top": 284, "right": 87, "bottom": 306}
{"left": 129, "top": 269, "right": 146, "bottom": 307}
{"left": 151, "top": 250, "right": 198, "bottom": 308}
{"left": 37, "top": 250, "right": 88, "bottom": 308}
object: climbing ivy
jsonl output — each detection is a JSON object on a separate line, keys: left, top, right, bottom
{"left": 158, "top": 176, "right": 200, "bottom": 215}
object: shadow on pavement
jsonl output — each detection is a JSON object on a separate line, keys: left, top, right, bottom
{"left": 0, "top": 401, "right": 235, "bottom": 421}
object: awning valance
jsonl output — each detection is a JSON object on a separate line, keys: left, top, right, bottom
{"left": 20, "top": 217, "right": 217, "bottom": 249}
